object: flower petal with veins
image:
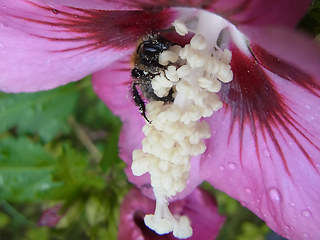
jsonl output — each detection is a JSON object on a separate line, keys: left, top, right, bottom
{"left": 0, "top": 0, "right": 174, "bottom": 92}
{"left": 42, "top": 0, "right": 311, "bottom": 27}
{"left": 201, "top": 42, "right": 320, "bottom": 239}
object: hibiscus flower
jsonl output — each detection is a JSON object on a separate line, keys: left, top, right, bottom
{"left": 1, "top": 0, "right": 319, "bottom": 239}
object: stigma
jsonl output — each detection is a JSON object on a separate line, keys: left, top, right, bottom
{"left": 131, "top": 15, "right": 234, "bottom": 239}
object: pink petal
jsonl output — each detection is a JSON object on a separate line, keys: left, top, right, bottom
{"left": 118, "top": 187, "right": 225, "bottom": 240}
{"left": 92, "top": 58, "right": 202, "bottom": 200}
{"left": 241, "top": 25, "right": 320, "bottom": 78}
{"left": 38, "top": 205, "right": 62, "bottom": 227}
{"left": 0, "top": 1, "right": 174, "bottom": 92}
{"left": 215, "top": 0, "right": 311, "bottom": 27}
{"left": 41, "top": 0, "right": 216, "bottom": 10}
{"left": 201, "top": 44, "right": 320, "bottom": 239}
{"left": 42, "top": 0, "right": 310, "bottom": 27}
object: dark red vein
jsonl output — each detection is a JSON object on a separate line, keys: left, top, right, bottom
{"left": 220, "top": 44, "right": 319, "bottom": 175}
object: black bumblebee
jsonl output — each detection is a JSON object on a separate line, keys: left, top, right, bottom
{"left": 131, "top": 34, "right": 175, "bottom": 123}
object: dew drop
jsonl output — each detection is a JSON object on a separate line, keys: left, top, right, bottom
{"left": 52, "top": 9, "right": 59, "bottom": 14}
{"left": 268, "top": 187, "right": 282, "bottom": 202}
{"left": 219, "top": 166, "right": 225, "bottom": 171}
{"left": 245, "top": 188, "right": 252, "bottom": 194}
{"left": 305, "top": 104, "right": 311, "bottom": 110}
{"left": 227, "top": 162, "right": 237, "bottom": 170}
{"left": 301, "top": 209, "right": 312, "bottom": 218}
{"left": 263, "top": 149, "right": 270, "bottom": 157}
{"left": 290, "top": 202, "right": 295, "bottom": 207}
{"left": 302, "top": 233, "right": 310, "bottom": 239}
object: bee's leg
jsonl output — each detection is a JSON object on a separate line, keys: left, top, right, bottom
{"left": 131, "top": 82, "right": 152, "bottom": 124}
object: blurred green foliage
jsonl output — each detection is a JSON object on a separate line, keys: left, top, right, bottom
{"left": 0, "top": 78, "right": 129, "bottom": 239}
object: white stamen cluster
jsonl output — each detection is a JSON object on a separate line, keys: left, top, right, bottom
{"left": 132, "top": 20, "right": 233, "bottom": 239}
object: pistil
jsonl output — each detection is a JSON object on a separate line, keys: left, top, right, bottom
{"left": 132, "top": 16, "right": 233, "bottom": 238}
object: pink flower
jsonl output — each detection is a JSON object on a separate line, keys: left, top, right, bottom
{"left": 119, "top": 187, "right": 224, "bottom": 240}
{"left": 38, "top": 204, "right": 62, "bottom": 227}
{"left": 1, "top": 0, "right": 319, "bottom": 239}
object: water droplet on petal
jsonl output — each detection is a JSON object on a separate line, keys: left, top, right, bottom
{"left": 245, "top": 188, "right": 252, "bottom": 194}
{"left": 263, "top": 149, "right": 270, "bottom": 157}
{"left": 290, "top": 202, "right": 295, "bottom": 207}
{"left": 227, "top": 162, "right": 236, "bottom": 170}
{"left": 302, "top": 233, "right": 310, "bottom": 239}
{"left": 301, "top": 209, "right": 312, "bottom": 218}
{"left": 219, "top": 166, "right": 224, "bottom": 171}
{"left": 268, "top": 188, "right": 282, "bottom": 202}
{"left": 305, "top": 104, "right": 311, "bottom": 110}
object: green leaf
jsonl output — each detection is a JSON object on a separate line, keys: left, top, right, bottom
{"left": 0, "top": 137, "right": 61, "bottom": 202}
{"left": 51, "top": 144, "right": 88, "bottom": 184}
{"left": 100, "top": 117, "right": 122, "bottom": 173}
{"left": 0, "top": 83, "right": 79, "bottom": 142}
{"left": 50, "top": 144, "right": 106, "bottom": 202}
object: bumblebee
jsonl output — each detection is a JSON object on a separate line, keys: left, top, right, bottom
{"left": 131, "top": 33, "right": 175, "bottom": 123}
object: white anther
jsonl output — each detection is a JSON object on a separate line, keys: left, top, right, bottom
{"left": 144, "top": 215, "right": 173, "bottom": 235}
{"left": 158, "top": 160, "right": 169, "bottom": 171}
{"left": 180, "top": 106, "right": 202, "bottom": 123}
{"left": 152, "top": 72, "right": 173, "bottom": 97}
{"left": 159, "top": 50, "right": 179, "bottom": 66}
{"left": 172, "top": 19, "right": 188, "bottom": 36}
{"left": 173, "top": 216, "right": 193, "bottom": 239}
{"left": 176, "top": 80, "right": 197, "bottom": 100}
{"left": 132, "top": 150, "right": 150, "bottom": 176}
{"left": 164, "top": 105, "right": 182, "bottom": 122}
{"left": 170, "top": 165, "right": 183, "bottom": 179}
{"left": 176, "top": 65, "right": 191, "bottom": 78}
{"left": 198, "top": 76, "right": 222, "bottom": 92}
{"left": 190, "top": 34, "right": 208, "bottom": 50}
{"left": 154, "top": 87, "right": 170, "bottom": 98}
{"left": 170, "top": 45, "right": 182, "bottom": 55}
{"left": 161, "top": 172, "right": 173, "bottom": 191}
{"left": 165, "top": 66, "right": 180, "bottom": 82}
{"left": 221, "top": 48, "right": 232, "bottom": 64}
{"left": 186, "top": 51, "right": 207, "bottom": 68}
{"left": 207, "top": 93, "right": 223, "bottom": 111}
{"left": 179, "top": 44, "right": 192, "bottom": 60}
{"left": 217, "top": 63, "right": 233, "bottom": 83}
{"left": 159, "top": 132, "right": 175, "bottom": 149}
{"left": 153, "top": 72, "right": 173, "bottom": 88}
{"left": 205, "top": 57, "right": 219, "bottom": 75}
